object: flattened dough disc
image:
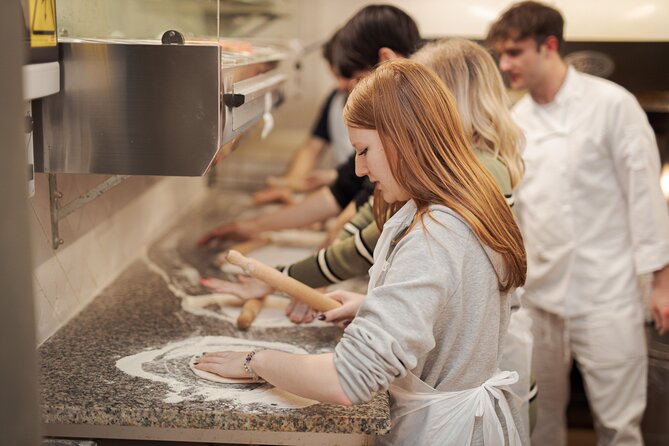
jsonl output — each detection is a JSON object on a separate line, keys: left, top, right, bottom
{"left": 188, "top": 355, "right": 258, "bottom": 384}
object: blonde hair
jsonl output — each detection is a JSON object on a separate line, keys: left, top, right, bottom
{"left": 343, "top": 59, "right": 526, "bottom": 291}
{"left": 412, "top": 38, "right": 524, "bottom": 189}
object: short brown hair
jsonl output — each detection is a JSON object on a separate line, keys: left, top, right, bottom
{"left": 487, "top": 1, "right": 564, "bottom": 50}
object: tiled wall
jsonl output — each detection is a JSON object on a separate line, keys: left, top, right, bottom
{"left": 30, "top": 173, "right": 207, "bottom": 344}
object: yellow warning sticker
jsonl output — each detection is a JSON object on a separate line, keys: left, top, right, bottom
{"left": 29, "top": 0, "right": 57, "bottom": 48}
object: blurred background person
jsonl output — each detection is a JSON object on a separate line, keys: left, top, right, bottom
{"left": 488, "top": 2, "right": 669, "bottom": 445}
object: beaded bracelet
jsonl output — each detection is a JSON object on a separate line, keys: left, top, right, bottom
{"left": 243, "top": 350, "right": 260, "bottom": 382}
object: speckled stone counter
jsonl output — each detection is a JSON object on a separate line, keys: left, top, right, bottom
{"left": 39, "top": 191, "right": 390, "bottom": 444}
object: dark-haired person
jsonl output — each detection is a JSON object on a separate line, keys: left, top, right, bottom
{"left": 198, "top": 4, "right": 423, "bottom": 247}
{"left": 331, "top": 3, "right": 423, "bottom": 82}
{"left": 252, "top": 30, "right": 356, "bottom": 206}
{"left": 488, "top": 2, "right": 669, "bottom": 445}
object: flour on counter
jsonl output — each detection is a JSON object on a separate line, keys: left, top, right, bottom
{"left": 180, "top": 293, "right": 323, "bottom": 328}
{"left": 144, "top": 229, "right": 332, "bottom": 328}
{"left": 116, "top": 336, "right": 318, "bottom": 408}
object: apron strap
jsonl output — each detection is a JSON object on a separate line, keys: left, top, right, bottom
{"left": 477, "top": 370, "right": 523, "bottom": 446}
{"left": 390, "top": 370, "right": 522, "bottom": 446}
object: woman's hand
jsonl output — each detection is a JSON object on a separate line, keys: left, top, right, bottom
{"left": 200, "top": 275, "right": 274, "bottom": 300}
{"left": 193, "top": 351, "right": 250, "bottom": 379}
{"left": 285, "top": 299, "right": 318, "bottom": 324}
{"left": 197, "top": 221, "right": 259, "bottom": 247}
{"left": 320, "top": 290, "right": 366, "bottom": 327}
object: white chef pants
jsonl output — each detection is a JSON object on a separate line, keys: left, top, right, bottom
{"left": 528, "top": 302, "right": 647, "bottom": 446}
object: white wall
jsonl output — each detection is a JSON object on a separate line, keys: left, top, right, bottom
{"left": 384, "top": 0, "right": 669, "bottom": 40}
{"left": 31, "top": 175, "right": 207, "bottom": 344}
{"left": 267, "top": 0, "right": 669, "bottom": 133}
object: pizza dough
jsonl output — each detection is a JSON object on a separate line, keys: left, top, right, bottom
{"left": 188, "top": 355, "right": 259, "bottom": 384}
{"left": 116, "top": 336, "right": 317, "bottom": 407}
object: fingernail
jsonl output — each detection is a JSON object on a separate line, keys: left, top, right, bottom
{"left": 317, "top": 315, "right": 326, "bottom": 321}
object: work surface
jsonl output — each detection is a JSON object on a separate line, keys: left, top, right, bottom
{"left": 39, "top": 191, "right": 390, "bottom": 444}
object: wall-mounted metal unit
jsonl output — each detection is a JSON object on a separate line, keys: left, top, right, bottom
{"left": 34, "top": 36, "right": 289, "bottom": 176}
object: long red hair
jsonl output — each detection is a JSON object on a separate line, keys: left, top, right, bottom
{"left": 343, "top": 59, "right": 526, "bottom": 291}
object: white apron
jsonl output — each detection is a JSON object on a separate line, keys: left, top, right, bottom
{"left": 378, "top": 370, "right": 522, "bottom": 446}
{"left": 371, "top": 205, "right": 523, "bottom": 445}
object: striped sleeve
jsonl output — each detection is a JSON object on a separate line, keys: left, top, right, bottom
{"left": 277, "top": 221, "right": 380, "bottom": 288}
{"left": 337, "top": 199, "right": 374, "bottom": 240}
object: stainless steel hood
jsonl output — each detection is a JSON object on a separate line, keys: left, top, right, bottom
{"left": 34, "top": 36, "right": 289, "bottom": 176}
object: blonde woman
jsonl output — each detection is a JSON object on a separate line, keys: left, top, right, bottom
{"left": 196, "top": 59, "right": 527, "bottom": 445}
{"left": 413, "top": 38, "right": 524, "bottom": 189}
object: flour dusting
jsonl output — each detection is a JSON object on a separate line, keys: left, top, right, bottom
{"left": 144, "top": 230, "right": 331, "bottom": 328}
{"left": 116, "top": 336, "right": 318, "bottom": 408}
{"left": 181, "top": 293, "right": 327, "bottom": 328}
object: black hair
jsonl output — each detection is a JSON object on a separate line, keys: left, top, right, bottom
{"left": 333, "top": 4, "right": 422, "bottom": 79}
{"left": 322, "top": 28, "right": 340, "bottom": 66}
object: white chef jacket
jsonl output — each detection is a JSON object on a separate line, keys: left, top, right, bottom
{"left": 513, "top": 66, "right": 669, "bottom": 317}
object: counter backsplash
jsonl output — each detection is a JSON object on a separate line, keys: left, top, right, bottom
{"left": 30, "top": 173, "right": 207, "bottom": 344}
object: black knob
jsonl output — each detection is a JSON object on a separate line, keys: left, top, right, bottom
{"left": 161, "top": 30, "right": 185, "bottom": 45}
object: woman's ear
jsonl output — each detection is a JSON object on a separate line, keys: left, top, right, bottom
{"left": 378, "top": 47, "right": 400, "bottom": 62}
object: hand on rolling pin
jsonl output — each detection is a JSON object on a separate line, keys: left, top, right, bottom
{"left": 318, "top": 290, "right": 366, "bottom": 328}
{"left": 193, "top": 351, "right": 249, "bottom": 379}
{"left": 200, "top": 275, "right": 273, "bottom": 300}
{"left": 225, "top": 250, "right": 341, "bottom": 312}
{"left": 285, "top": 299, "right": 318, "bottom": 324}
{"left": 197, "top": 220, "right": 260, "bottom": 248}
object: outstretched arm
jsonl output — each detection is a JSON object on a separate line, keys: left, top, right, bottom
{"left": 195, "top": 351, "right": 352, "bottom": 405}
{"left": 282, "top": 136, "right": 327, "bottom": 180}
{"left": 198, "top": 186, "right": 342, "bottom": 247}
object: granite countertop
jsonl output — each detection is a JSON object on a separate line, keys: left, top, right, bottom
{"left": 39, "top": 191, "right": 390, "bottom": 441}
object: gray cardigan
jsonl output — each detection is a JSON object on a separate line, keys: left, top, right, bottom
{"left": 333, "top": 201, "right": 526, "bottom": 444}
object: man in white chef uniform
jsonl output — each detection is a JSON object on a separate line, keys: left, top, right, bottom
{"left": 487, "top": 1, "right": 669, "bottom": 445}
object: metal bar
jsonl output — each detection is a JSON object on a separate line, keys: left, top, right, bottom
{"left": 48, "top": 174, "right": 129, "bottom": 249}
{"left": 58, "top": 174, "right": 129, "bottom": 220}
{"left": 48, "top": 173, "right": 62, "bottom": 249}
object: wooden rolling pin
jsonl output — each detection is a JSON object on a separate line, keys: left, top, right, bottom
{"left": 236, "top": 296, "right": 266, "bottom": 330}
{"left": 226, "top": 250, "right": 341, "bottom": 312}
{"left": 216, "top": 237, "right": 270, "bottom": 266}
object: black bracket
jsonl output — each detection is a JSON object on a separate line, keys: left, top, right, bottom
{"left": 223, "top": 93, "right": 246, "bottom": 108}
